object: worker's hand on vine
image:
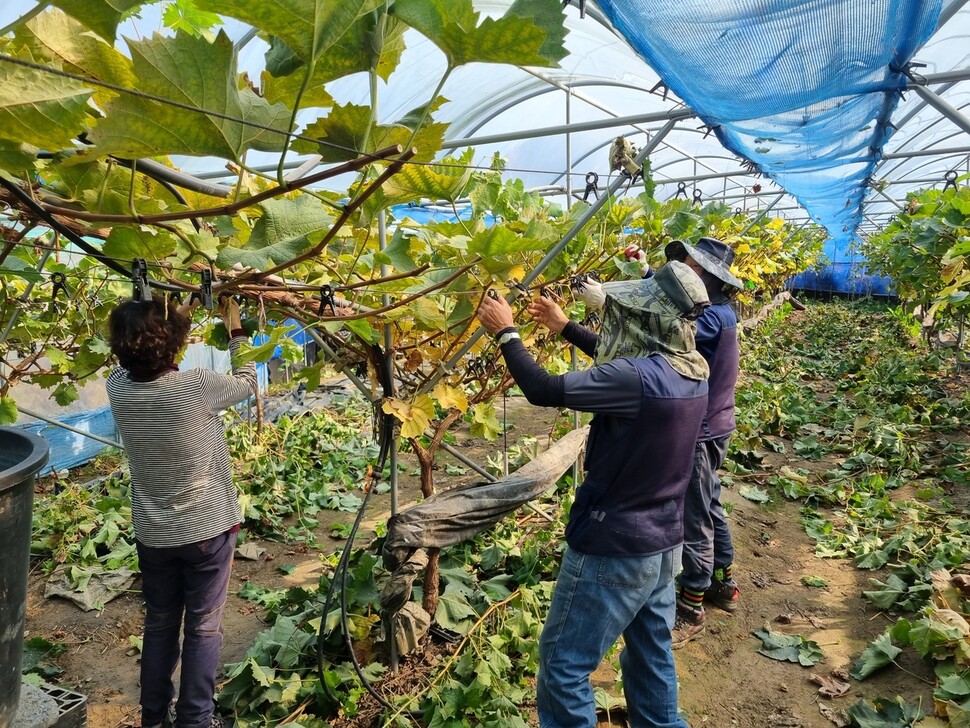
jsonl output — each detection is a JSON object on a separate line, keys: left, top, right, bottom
{"left": 528, "top": 297, "right": 569, "bottom": 334}
{"left": 477, "top": 292, "right": 515, "bottom": 335}
{"left": 219, "top": 295, "right": 242, "bottom": 331}
{"left": 574, "top": 278, "right": 606, "bottom": 310}
{"left": 175, "top": 297, "right": 201, "bottom": 319}
{"left": 624, "top": 245, "right": 651, "bottom": 278}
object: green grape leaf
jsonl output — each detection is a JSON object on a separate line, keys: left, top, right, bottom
{"left": 0, "top": 397, "right": 17, "bottom": 425}
{"left": 92, "top": 30, "right": 292, "bottom": 161}
{"left": 849, "top": 631, "right": 901, "bottom": 680}
{"left": 845, "top": 697, "right": 923, "bottom": 728}
{"left": 390, "top": 0, "right": 566, "bottom": 68}
{"left": 468, "top": 226, "right": 547, "bottom": 272}
{"left": 752, "top": 628, "right": 822, "bottom": 667}
{"left": 202, "top": 0, "right": 383, "bottom": 65}
{"left": 48, "top": 0, "right": 143, "bottom": 41}
{"left": 0, "top": 60, "right": 92, "bottom": 152}
{"left": 216, "top": 195, "right": 331, "bottom": 271}
{"left": 102, "top": 226, "right": 179, "bottom": 263}
{"left": 162, "top": 0, "right": 222, "bottom": 38}
{"left": 264, "top": 11, "right": 405, "bottom": 87}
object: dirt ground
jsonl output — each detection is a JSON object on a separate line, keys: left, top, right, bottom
{"left": 22, "top": 397, "right": 936, "bottom": 728}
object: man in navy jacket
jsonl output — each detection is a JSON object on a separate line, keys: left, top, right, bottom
{"left": 478, "top": 261, "right": 709, "bottom": 728}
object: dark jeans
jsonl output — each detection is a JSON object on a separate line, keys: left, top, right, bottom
{"left": 137, "top": 530, "right": 236, "bottom": 728}
{"left": 679, "top": 435, "right": 734, "bottom": 593}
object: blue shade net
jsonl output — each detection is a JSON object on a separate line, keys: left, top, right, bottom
{"left": 595, "top": 0, "right": 943, "bottom": 294}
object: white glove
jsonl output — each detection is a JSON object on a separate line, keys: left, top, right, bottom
{"left": 624, "top": 245, "right": 651, "bottom": 278}
{"left": 574, "top": 278, "right": 606, "bottom": 310}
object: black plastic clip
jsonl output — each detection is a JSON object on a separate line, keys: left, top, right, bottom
{"left": 943, "top": 170, "right": 959, "bottom": 193}
{"left": 467, "top": 357, "right": 485, "bottom": 377}
{"left": 674, "top": 181, "right": 688, "bottom": 200}
{"left": 131, "top": 259, "right": 152, "bottom": 301}
{"left": 318, "top": 284, "right": 336, "bottom": 316}
{"left": 539, "top": 285, "right": 554, "bottom": 300}
{"left": 700, "top": 124, "right": 720, "bottom": 140}
{"left": 562, "top": 0, "right": 587, "bottom": 19}
{"left": 536, "top": 334, "right": 547, "bottom": 348}
{"left": 482, "top": 353, "right": 495, "bottom": 373}
{"left": 569, "top": 274, "right": 587, "bottom": 292}
{"left": 189, "top": 270, "right": 214, "bottom": 310}
{"left": 49, "top": 272, "right": 68, "bottom": 311}
{"left": 649, "top": 80, "right": 670, "bottom": 101}
{"left": 735, "top": 207, "right": 743, "bottom": 216}
{"left": 486, "top": 288, "right": 500, "bottom": 301}
{"left": 583, "top": 172, "right": 599, "bottom": 202}
{"left": 582, "top": 311, "right": 601, "bottom": 329}
{"left": 169, "top": 290, "right": 184, "bottom": 305}
{"left": 692, "top": 188, "right": 703, "bottom": 206}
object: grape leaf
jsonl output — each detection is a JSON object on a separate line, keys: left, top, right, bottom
{"left": 93, "top": 30, "right": 292, "bottom": 161}
{"left": 0, "top": 397, "right": 17, "bottom": 425}
{"left": 849, "top": 632, "right": 901, "bottom": 680}
{"left": 0, "top": 61, "right": 92, "bottom": 152}
{"left": 752, "top": 628, "right": 822, "bottom": 666}
{"left": 48, "top": 0, "right": 143, "bottom": 42}
{"left": 216, "top": 196, "right": 331, "bottom": 271}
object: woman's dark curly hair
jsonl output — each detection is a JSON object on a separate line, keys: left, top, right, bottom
{"left": 109, "top": 296, "right": 191, "bottom": 373}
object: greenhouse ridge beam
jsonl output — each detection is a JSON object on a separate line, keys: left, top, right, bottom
{"left": 441, "top": 108, "right": 695, "bottom": 149}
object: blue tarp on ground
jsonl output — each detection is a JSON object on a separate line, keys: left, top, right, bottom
{"left": 20, "top": 405, "right": 118, "bottom": 475}
{"left": 595, "top": 0, "right": 943, "bottom": 293}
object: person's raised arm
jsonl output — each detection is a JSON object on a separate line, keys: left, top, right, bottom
{"left": 201, "top": 297, "right": 257, "bottom": 411}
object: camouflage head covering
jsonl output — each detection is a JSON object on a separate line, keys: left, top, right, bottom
{"left": 594, "top": 260, "right": 711, "bottom": 380}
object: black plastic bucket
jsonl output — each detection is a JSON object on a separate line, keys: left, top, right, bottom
{"left": 0, "top": 428, "right": 49, "bottom": 728}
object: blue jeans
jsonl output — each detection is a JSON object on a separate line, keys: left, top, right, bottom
{"left": 537, "top": 546, "right": 689, "bottom": 728}
{"left": 680, "top": 436, "right": 734, "bottom": 593}
{"left": 137, "top": 530, "right": 236, "bottom": 728}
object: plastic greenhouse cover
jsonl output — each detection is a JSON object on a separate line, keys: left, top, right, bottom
{"left": 1, "top": 0, "right": 969, "bottom": 291}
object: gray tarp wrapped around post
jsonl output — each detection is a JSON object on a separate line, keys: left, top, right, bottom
{"left": 380, "top": 427, "right": 589, "bottom": 615}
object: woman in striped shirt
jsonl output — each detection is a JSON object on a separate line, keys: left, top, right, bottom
{"left": 106, "top": 295, "right": 256, "bottom": 728}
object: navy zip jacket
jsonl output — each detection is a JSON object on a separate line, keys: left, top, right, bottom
{"left": 499, "top": 337, "right": 708, "bottom": 556}
{"left": 695, "top": 301, "right": 739, "bottom": 440}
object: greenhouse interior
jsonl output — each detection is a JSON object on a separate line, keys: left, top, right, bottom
{"left": 0, "top": 0, "right": 968, "bottom": 727}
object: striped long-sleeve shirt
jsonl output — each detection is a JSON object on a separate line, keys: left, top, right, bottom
{"left": 106, "top": 336, "right": 257, "bottom": 548}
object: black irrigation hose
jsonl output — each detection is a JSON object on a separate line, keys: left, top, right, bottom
{"left": 315, "top": 343, "right": 423, "bottom": 721}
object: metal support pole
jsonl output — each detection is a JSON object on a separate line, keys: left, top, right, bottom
{"left": 911, "top": 85, "right": 970, "bottom": 137}
{"left": 420, "top": 117, "right": 681, "bottom": 395}
{"left": 16, "top": 405, "right": 122, "bottom": 449}
{"left": 872, "top": 186, "right": 905, "bottom": 211}
{"left": 378, "top": 210, "right": 398, "bottom": 518}
{"left": 738, "top": 193, "right": 786, "bottom": 235}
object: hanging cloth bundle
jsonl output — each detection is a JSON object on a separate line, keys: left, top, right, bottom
{"left": 609, "top": 136, "right": 643, "bottom": 184}
{"left": 380, "top": 426, "right": 589, "bottom": 614}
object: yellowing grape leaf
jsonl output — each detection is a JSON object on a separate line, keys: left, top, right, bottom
{"left": 92, "top": 31, "right": 292, "bottom": 161}
{"left": 20, "top": 11, "right": 136, "bottom": 106}
{"left": 381, "top": 150, "right": 475, "bottom": 205}
{"left": 470, "top": 402, "right": 501, "bottom": 441}
{"left": 292, "top": 103, "right": 447, "bottom": 164}
{"left": 0, "top": 61, "right": 92, "bottom": 152}
{"left": 382, "top": 394, "right": 435, "bottom": 439}
{"left": 432, "top": 383, "right": 468, "bottom": 413}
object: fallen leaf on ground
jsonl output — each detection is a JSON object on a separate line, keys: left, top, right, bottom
{"left": 818, "top": 702, "right": 850, "bottom": 727}
{"left": 235, "top": 542, "right": 265, "bottom": 561}
{"left": 810, "top": 673, "right": 851, "bottom": 697}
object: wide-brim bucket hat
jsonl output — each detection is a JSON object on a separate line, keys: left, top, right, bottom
{"left": 594, "top": 260, "right": 711, "bottom": 380}
{"left": 665, "top": 237, "right": 743, "bottom": 290}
